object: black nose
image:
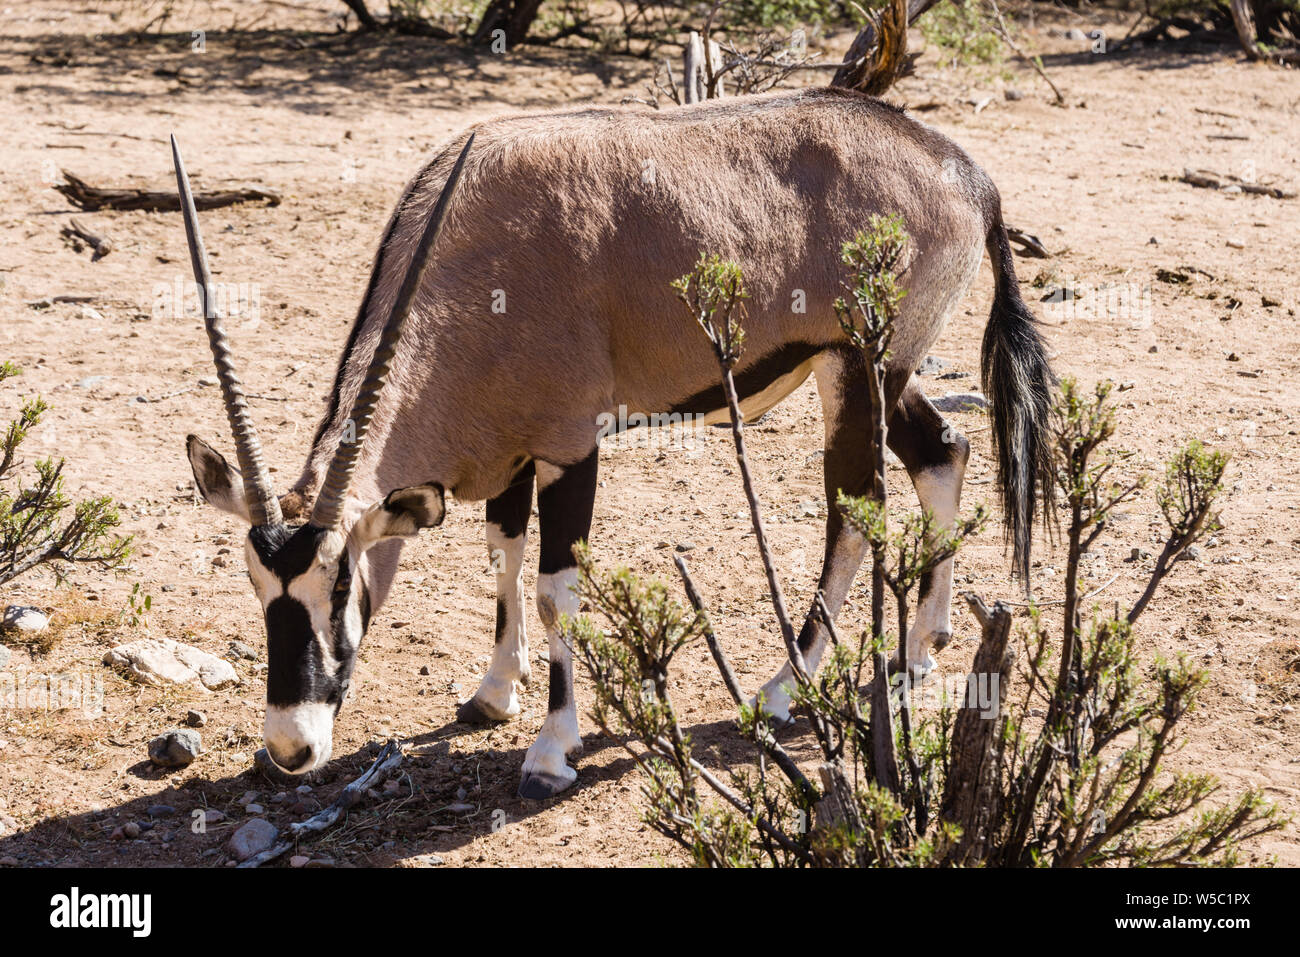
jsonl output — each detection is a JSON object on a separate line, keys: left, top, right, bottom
{"left": 268, "top": 744, "right": 313, "bottom": 773}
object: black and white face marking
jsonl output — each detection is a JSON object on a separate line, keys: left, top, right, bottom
{"left": 187, "top": 433, "right": 448, "bottom": 776}
{"left": 246, "top": 522, "right": 371, "bottom": 774}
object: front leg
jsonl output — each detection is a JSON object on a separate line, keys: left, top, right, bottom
{"left": 518, "top": 450, "right": 597, "bottom": 800}
{"left": 458, "top": 462, "right": 534, "bottom": 724}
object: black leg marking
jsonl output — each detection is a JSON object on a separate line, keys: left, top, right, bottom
{"left": 493, "top": 597, "right": 507, "bottom": 645}
{"left": 537, "top": 448, "right": 599, "bottom": 577}
{"left": 547, "top": 660, "right": 567, "bottom": 712}
{"left": 485, "top": 459, "right": 535, "bottom": 541}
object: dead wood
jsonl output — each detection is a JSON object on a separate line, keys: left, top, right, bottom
{"left": 59, "top": 217, "right": 112, "bottom": 261}
{"left": 238, "top": 739, "right": 405, "bottom": 868}
{"left": 940, "top": 593, "right": 1015, "bottom": 864}
{"left": 54, "top": 170, "right": 280, "bottom": 212}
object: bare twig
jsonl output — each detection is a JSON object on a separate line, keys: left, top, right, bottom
{"left": 238, "top": 739, "right": 404, "bottom": 868}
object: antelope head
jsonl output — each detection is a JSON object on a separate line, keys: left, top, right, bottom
{"left": 175, "top": 134, "right": 473, "bottom": 774}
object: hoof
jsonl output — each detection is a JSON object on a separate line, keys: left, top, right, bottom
{"left": 517, "top": 770, "right": 576, "bottom": 801}
{"left": 456, "top": 697, "right": 507, "bottom": 725}
{"left": 747, "top": 693, "right": 795, "bottom": 729}
{"left": 888, "top": 652, "right": 937, "bottom": 679}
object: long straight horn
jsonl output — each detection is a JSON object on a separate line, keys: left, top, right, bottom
{"left": 310, "top": 135, "right": 475, "bottom": 532}
{"left": 172, "top": 134, "right": 283, "bottom": 527}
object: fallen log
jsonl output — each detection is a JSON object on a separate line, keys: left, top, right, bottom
{"left": 54, "top": 170, "right": 280, "bottom": 212}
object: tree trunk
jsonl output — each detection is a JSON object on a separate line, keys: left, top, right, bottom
{"left": 940, "top": 593, "right": 1015, "bottom": 865}
{"left": 473, "top": 0, "right": 545, "bottom": 47}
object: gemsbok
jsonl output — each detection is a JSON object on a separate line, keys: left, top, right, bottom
{"left": 178, "top": 87, "right": 1053, "bottom": 799}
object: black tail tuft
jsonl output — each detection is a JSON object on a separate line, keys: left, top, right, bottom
{"left": 981, "top": 215, "right": 1056, "bottom": 582}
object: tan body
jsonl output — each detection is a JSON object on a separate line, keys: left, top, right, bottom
{"left": 294, "top": 89, "right": 992, "bottom": 510}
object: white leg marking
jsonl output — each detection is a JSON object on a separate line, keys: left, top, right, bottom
{"left": 754, "top": 526, "right": 868, "bottom": 723}
{"left": 466, "top": 521, "right": 529, "bottom": 720}
{"left": 520, "top": 567, "right": 582, "bottom": 798}
{"left": 905, "top": 460, "right": 965, "bottom": 674}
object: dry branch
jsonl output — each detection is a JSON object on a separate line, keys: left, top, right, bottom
{"left": 54, "top": 170, "right": 280, "bottom": 212}
{"left": 238, "top": 739, "right": 405, "bottom": 868}
{"left": 1177, "top": 167, "right": 1295, "bottom": 199}
{"left": 59, "top": 218, "right": 112, "bottom": 261}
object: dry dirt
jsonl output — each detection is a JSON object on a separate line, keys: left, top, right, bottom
{"left": 0, "top": 0, "right": 1297, "bottom": 868}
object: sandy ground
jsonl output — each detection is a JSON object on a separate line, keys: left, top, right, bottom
{"left": 0, "top": 0, "right": 1297, "bottom": 867}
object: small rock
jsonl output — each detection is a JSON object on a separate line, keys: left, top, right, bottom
{"left": 915, "top": 355, "right": 949, "bottom": 376}
{"left": 1226, "top": 238, "right": 1246, "bottom": 249}
{"left": 675, "top": 542, "right": 695, "bottom": 553}
{"left": 419, "top": 664, "right": 431, "bottom": 676}
{"left": 245, "top": 803, "right": 265, "bottom": 815}
{"left": 290, "top": 854, "right": 311, "bottom": 868}
{"left": 147, "top": 805, "right": 176, "bottom": 818}
{"left": 104, "top": 637, "right": 239, "bottom": 691}
{"left": 148, "top": 728, "right": 202, "bottom": 768}
{"left": 229, "top": 819, "right": 278, "bottom": 861}
{"left": 295, "top": 784, "right": 313, "bottom": 795}
{"left": 1178, "top": 545, "right": 1203, "bottom": 562}
{"left": 200, "top": 808, "right": 226, "bottom": 825}
{"left": 1004, "top": 88, "right": 1024, "bottom": 101}
{"left": 186, "top": 710, "right": 207, "bottom": 728}
{"left": 446, "top": 802, "right": 475, "bottom": 814}
{"left": 932, "top": 392, "right": 989, "bottom": 413}
{"left": 228, "top": 640, "right": 258, "bottom": 661}
{"left": 2, "top": 605, "right": 49, "bottom": 633}
{"left": 238, "top": 790, "right": 260, "bottom": 806}
{"left": 123, "top": 821, "right": 141, "bottom": 839}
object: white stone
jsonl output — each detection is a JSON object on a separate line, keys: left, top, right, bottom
{"left": 103, "top": 636, "right": 239, "bottom": 691}
{"left": 2, "top": 605, "right": 49, "bottom": 632}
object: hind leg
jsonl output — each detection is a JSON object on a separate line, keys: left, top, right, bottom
{"left": 887, "top": 376, "right": 969, "bottom": 673}
{"left": 518, "top": 448, "right": 598, "bottom": 800}
{"left": 754, "top": 348, "right": 872, "bottom": 723}
{"left": 458, "top": 462, "right": 535, "bottom": 724}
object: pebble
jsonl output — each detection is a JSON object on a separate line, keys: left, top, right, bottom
{"left": 123, "top": 822, "right": 141, "bottom": 839}
{"left": 245, "top": 803, "right": 265, "bottom": 815}
{"left": 238, "top": 790, "right": 260, "bottom": 806}
{"left": 186, "top": 710, "right": 208, "bottom": 728}
{"left": 290, "top": 854, "right": 311, "bottom": 868}
{"left": 932, "top": 392, "right": 989, "bottom": 413}
{"left": 229, "top": 640, "right": 258, "bottom": 661}
{"left": 446, "top": 802, "right": 475, "bottom": 814}
{"left": 419, "top": 664, "right": 431, "bottom": 675}
{"left": 915, "top": 355, "right": 949, "bottom": 376}
{"left": 200, "top": 808, "right": 226, "bottom": 825}
{"left": 228, "top": 819, "right": 279, "bottom": 862}
{"left": 146, "top": 805, "right": 176, "bottom": 818}
{"left": 147, "top": 728, "right": 202, "bottom": 768}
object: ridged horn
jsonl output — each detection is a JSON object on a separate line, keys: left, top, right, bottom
{"left": 171, "top": 134, "right": 283, "bottom": 528}
{"left": 310, "top": 133, "right": 475, "bottom": 531}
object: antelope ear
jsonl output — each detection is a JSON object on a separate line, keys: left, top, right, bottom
{"left": 186, "top": 434, "right": 251, "bottom": 524}
{"left": 351, "top": 483, "right": 446, "bottom": 548}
